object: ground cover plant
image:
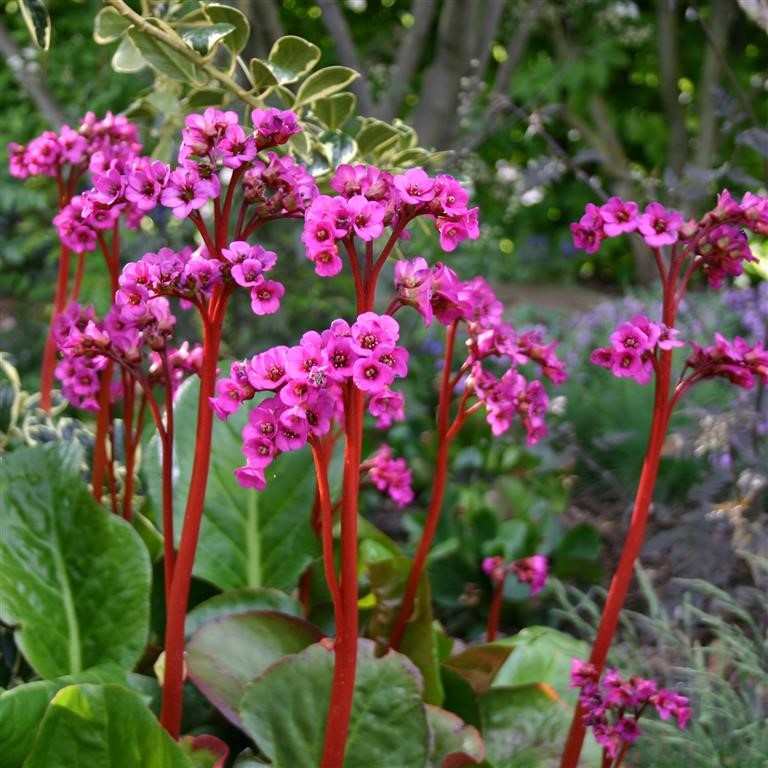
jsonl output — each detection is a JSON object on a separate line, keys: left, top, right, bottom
{"left": 1, "top": 3, "right": 767, "bottom": 767}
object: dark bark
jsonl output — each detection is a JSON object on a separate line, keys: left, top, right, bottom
{"left": 316, "top": 0, "right": 376, "bottom": 116}
{"left": 411, "top": 0, "right": 480, "bottom": 148}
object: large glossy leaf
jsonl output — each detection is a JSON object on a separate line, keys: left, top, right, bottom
{"left": 0, "top": 443, "right": 151, "bottom": 678}
{"left": 128, "top": 24, "right": 207, "bottom": 86}
{"left": 294, "top": 66, "right": 359, "bottom": 106}
{"left": 356, "top": 119, "right": 401, "bottom": 157}
{"left": 367, "top": 557, "right": 443, "bottom": 705}
{"left": 93, "top": 7, "right": 132, "bottom": 44}
{"left": 145, "top": 378, "right": 320, "bottom": 591}
{"left": 204, "top": 3, "right": 250, "bottom": 54}
{"left": 23, "top": 684, "right": 191, "bottom": 768}
{"left": 492, "top": 626, "right": 588, "bottom": 691}
{"left": 268, "top": 36, "right": 321, "bottom": 84}
{"left": 0, "top": 664, "right": 124, "bottom": 768}
{"left": 185, "top": 587, "right": 303, "bottom": 639}
{"left": 186, "top": 610, "right": 322, "bottom": 728}
{"left": 239, "top": 641, "right": 429, "bottom": 768}
{"left": 19, "top": 0, "right": 50, "bottom": 49}
{"left": 425, "top": 705, "right": 486, "bottom": 768}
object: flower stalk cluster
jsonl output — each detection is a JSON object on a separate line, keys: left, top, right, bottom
{"left": 560, "top": 190, "right": 768, "bottom": 768}
{"left": 570, "top": 660, "right": 690, "bottom": 767}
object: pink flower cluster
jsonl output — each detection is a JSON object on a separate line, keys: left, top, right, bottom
{"left": 362, "top": 444, "right": 414, "bottom": 508}
{"left": 51, "top": 108, "right": 315, "bottom": 253}
{"left": 570, "top": 659, "right": 690, "bottom": 759}
{"left": 591, "top": 314, "right": 683, "bottom": 384}
{"left": 687, "top": 333, "right": 768, "bottom": 389}
{"left": 572, "top": 191, "right": 766, "bottom": 288}
{"left": 113, "top": 241, "right": 284, "bottom": 319}
{"left": 8, "top": 112, "right": 141, "bottom": 180}
{"left": 211, "top": 312, "right": 409, "bottom": 489}
{"left": 53, "top": 302, "right": 201, "bottom": 410}
{"left": 301, "top": 165, "right": 478, "bottom": 276}
{"left": 393, "top": 259, "right": 566, "bottom": 444}
{"left": 482, "top": 554, "right": 549, "bottom": 596}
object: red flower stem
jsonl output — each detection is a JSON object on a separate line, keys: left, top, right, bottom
{"left": 91, "top": 362, "right": 114, "bottom": 504}
{"left": 40, "top": 242, "right": 72, "bottom": 412}
{"left": 159, "top": 290, "right": 229, "bottom": 739}
{"left": 105, "top": 426, "right": 119, "bottom": 515}
{"left": 389, "top": 320, "right": 459, "bottom": 651}
{"left": 343, "top": 238, "right": 365, "bottom": 314}
{"left": 122, "top": 370, "right": 135, "bottom": 521}
{"left": 190, "top": 212, "right": 218, "bottom": 256}
{"left": 310, "top": 437, "right": 342, "bottom": 620}
{"left": 367, "top": 220, "right": 409, "bottom": 308}
{"left": 486, "top": 577, "right": 505, "bottom": 642}
{"left": 160, "top": 350, "right": 177, "bottom": 602}
{"left": 559, "top": 299, "right": 678, "bottom": 768}
{"left": 69, "top": 251, "right": 86, "bottom": 303}
{"left": 321, "top": 384, "right": 364, "bottom": 768}
{"left": 218, "top": 168, "right": 244, "bottom": 247}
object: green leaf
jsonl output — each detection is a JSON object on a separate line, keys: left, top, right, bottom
{"left": 186, "top": 610, "right": 322, "bottom": 728}
{"left": 268, "top": 36, "right": 321, "bottom": 84}
{"left": 356, "top": 120, "right": 401, "bottom": 158}
{"left": 425, "top": 704, "right": 486, "bottom": 768}
{"left": 185, "top": 587, "right": 303, "bottom": 639}
{"left": 185, "top": 88, "right": 229, "bottom": 109}
{"left": 18, "top": 0, "right": 50, "bottom": 50}
{"left": 144, "top": 378, "right": 320, "bottom": 591}
{"left": 93, "top": 7, "right": 132, "bottom": 44}
{"left": 180, "top": 23, "right": 235, "bottom": 56}
{"left": 112, "top": 35, "right": 146, "bottom": 73}
{"left": 367, "top": 557, "right": 444, "bottom": 705}
{"left": 312, "top": 93, "right": 356, "bottom": 131}
{"left": 23, "top": 684, "right": 192, "bottom": 768}
{"left": 0, "top": 664, "right": 124, "bottom": 768}
{"left": 239, "top": 641, "right": 429, "bottom": 768}
{"left": 128, "top": 24, "right": 207, "bottom": 86}
{"left": 294, "top": 66, "right": 359, "bottom": 107}
{"left": 478, "top": 684, "right": 567, "bottom": 767}
{"left": 204, "top": 3, "right": 251, "bottom": 54}
{"left": 248, "top": 58, "right": 279, "bottom": 91}
{"left": 0, "top": 443, "right": 151, "bottom": 678}
{"left": 481, "top": 627, "right": 601, "bottom": 767}
{"left": 317, "top": 131, "right": 359, "bottom": 170}
{"left": 442, "top": 643, "right": 514, "bottom": 694}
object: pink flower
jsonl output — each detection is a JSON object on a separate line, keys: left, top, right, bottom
{"left": 250, "top": 279, "right": 284, "bottom": 315}
{"left": 510, "top": 555, "right": 548, "bottom": 595}
{"left": 637, "top": 202, "right": 683, "bottom": 247}
{"left": 599, "top": 197, "right": 639, "bottom": 236}
{"left": 368, "top": 388, "right": 405, "bottom": 429}
{"left": 571, "top": 203, "right": 605, "bottom": 253}
{"left": 364, "top": 444, "right": 414, "bottom": 508}
{"left": 347, "top": 194, "right": 385, "bottom": 240}
{"left": 393, "top": 168, "right": 435, "bottom": 204}
{"left": 160, "top": 167, "right": 218, "bottom": 218}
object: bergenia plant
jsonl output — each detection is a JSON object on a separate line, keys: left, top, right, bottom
{"left": 560, "top": 192, "right": 768, "bottom": 767}
{"left": 214, "top": 158, "right": 568, "bottom": 763}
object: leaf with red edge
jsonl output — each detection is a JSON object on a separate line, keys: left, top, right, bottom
{"left": 181, "top": 734, "right": 230, "bottom": 768}
{"left": 426, "top": 705, "right": 486, "bottom": 768}
{"left": 186, "top": 610, "right": 322, "bottom": 729}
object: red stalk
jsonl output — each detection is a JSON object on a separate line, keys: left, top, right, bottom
{"left": 389, "top": 320, "right": 459, "bottom": 651}
{"left": 321, "top": 385, "right": 364, "bottom": 768}
{"left": 559, "top": 272, "right": 679, "bottom": 767}
{"left": 310, "top": 437, "right": 342, "bottom": 622}
{"left": 486, "top": 577, "right": 505, "bottom": 642}
{"left": 40, "top": 243, "right": 72, "bottom": 412}
{"left": 122, "top": 372, "right": 135, "bottom": 521}
{"left": 91, "top": 362, "right": 114, "bottom": 504}
{"left": 160, "top": 351, "right": 177, "bottom": 603}
{"left": 159, "top": 291, "right": 229, "bottom": 739}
